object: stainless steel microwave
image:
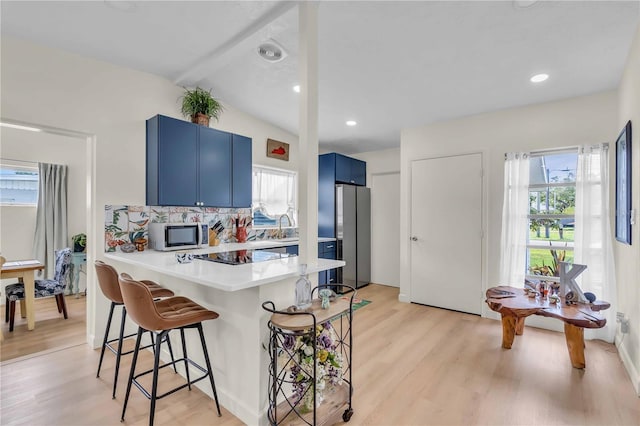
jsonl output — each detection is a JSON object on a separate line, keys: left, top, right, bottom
{"left": 148, "top": 222, "right": 208, "bottom": 251}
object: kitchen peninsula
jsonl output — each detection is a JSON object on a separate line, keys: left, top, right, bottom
{"left": 104, "top": 238, "right": 344, "bottom": 425}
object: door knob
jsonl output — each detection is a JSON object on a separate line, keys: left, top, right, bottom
{"left": 411, "top": 236, "right": 418, "bottom": 241}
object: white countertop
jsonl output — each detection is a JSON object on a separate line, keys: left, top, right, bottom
{"left": 104, "top": 238, "right": 343, "bottom": 292}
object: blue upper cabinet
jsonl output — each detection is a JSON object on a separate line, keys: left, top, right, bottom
{"left": 146, "top": 115, "right": 252, "bottom": 208}
{"left": 199, "top": 126, "right": 232, "bottom": 207}
{"left": 232, "top": 134, "right": 252, "bottom": 208}
{"left": 351, "top": 158, "right": 366, "bottom": 186}
{"left": 332, "top": 153, "right": 366, "bottom": 186}
{"left": 318, "top": 154, "right": 337, "bottom": 238}
{"left": 318, "top": 152, "right": 367, "bottom": 237}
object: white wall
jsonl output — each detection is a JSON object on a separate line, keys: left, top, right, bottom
{"left": 400, "top": 91, "right": 618, "bottom": 311}
{"left": 0, "top": 36, "right": 300, "bottom": 421}
{"left": 1, "top": 128, "right": 87, "bottom": 293}
{"left": 615, "top": 23, "right": 640, "bottom": 395}
{"left": 353, "top": 148, "right": 401, "bottom": 287}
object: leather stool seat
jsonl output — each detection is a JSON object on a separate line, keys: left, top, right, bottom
{"left": 94, "top": 261, "right": 176, "bottom": 399}
{"left": 151, "top": 297, "right": 219, "bottom": 329}
{"left": 119, "top": 274, "right": 221, "bottom": 426}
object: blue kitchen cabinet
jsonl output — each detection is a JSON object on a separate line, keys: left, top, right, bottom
{"left": 318, "top": 154, "right": 336, "bottom": 238}
{"left": 146, "top": 115, "right": 252, "bottom": 208}
{"left": 147, "top": 115, "right": 199, "bottom": 207}
{"left": 199, "top": 126, "right": 232, "bottom": 207}
{"left": 286, "top": 245, "right": 299, "bottom": 256}
{"left": 232, "top": 134, "right": 252, "bottom": 208}
{"left": 318, "top": 153, "right": 367, "bottom": 238}
{"left": 318, "top": 241, "right": 337, "bottom": 286}
{"left": 331, "top": 153, "right": 366, "bottom": 186}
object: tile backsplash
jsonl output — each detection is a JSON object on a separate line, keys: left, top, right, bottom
{"left": 104, "top": 205, "right": 297, "bottom": 252}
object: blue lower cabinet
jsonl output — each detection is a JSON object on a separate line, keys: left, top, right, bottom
{"left": 327, "top": 268, "right": 337, "bottom": 285}
{"left": 318, "top": 241, "right": 337, "bottom": 288}
{"left": 286, "top": 245, "right": 299, "bottom": 256}
{"left": 318, "top": 270, "right": 327, "bottom": 286}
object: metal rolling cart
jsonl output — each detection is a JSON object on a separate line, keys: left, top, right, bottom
{"left": 262, "top": 285, "right": 356, "bottom": 426}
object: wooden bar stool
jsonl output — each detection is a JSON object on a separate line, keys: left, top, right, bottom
{"left": 94, "top": 261, "right": 176, "bottom": 399}
{"left": 118, "top": 273, "right": 221, "bottom": 426}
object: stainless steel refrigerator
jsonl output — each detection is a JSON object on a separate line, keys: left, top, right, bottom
{"left": 335, "top": 184, "right": 371, "bottom": 289}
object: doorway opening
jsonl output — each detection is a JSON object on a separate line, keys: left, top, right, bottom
{"left": 0, "top": 118, "right": 96, "bottom": 362}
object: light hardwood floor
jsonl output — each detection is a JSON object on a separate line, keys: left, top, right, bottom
{"left": 1, "top": 294, "right": 87, "bottom": 362}
{"left": 1, "top": 284, "right": 638, "bottom": 425}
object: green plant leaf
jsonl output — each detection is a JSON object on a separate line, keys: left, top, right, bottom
{"left": 180, "top": 86, "right": 224, "bottom": 121}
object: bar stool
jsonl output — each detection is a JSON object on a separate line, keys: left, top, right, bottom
{"left": 94, "top": 261, "right": 176, "bottom": 399}
{"left": 118, "top": 273, "right": 221, "bottom": 426}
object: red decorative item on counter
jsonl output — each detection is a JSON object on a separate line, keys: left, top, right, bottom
{"left": 236, "top": 226, "right": 247, "bottom": 243}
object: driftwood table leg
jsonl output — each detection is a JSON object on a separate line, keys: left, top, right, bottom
{"left": 515, "top": 317, "right": 525, "bottom": 335}
{"left": 564, "top": 323, "right": 586, "bottom": 369}
{"left": 501, "top": 314, "right": 517, "bottom": 349}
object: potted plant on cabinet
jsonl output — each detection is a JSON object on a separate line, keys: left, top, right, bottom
{"left": 180, "top": 87, "right": 224, "bottom": 127}
{"left": 72, "top": 233, "right": 87, "bottom": 252}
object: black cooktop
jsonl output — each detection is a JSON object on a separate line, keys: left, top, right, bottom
{"left": 194, "top": 250, "right": 295, "bottom": 265}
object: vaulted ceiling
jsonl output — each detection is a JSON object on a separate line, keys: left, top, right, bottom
{"left": 2, "top": 1, "right": 638, "bottom": 153}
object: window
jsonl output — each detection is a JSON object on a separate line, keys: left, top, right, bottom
{"left": 252, "top": 166, "right": 297, "bottom": 227}
{"left": 526, "top": 150, "right": 578, "bottom": 283}
{"left": 0, "top": 165, "right": 39, "bottom": 205}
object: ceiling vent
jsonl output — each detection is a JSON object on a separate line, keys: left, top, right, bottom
{"left": 257, "top": 39, "right": 288, "bottom": 63}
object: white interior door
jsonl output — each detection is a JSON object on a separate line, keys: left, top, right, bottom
{"left": 410, "top": 153, "right": 483, "bottom": 314}
{"left": 371, "top": 172, "right": 400, "bottom": 287}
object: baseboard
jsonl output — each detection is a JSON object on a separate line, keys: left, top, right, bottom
{"left": 615, "top": 334, "right": 640, "bottom": 396}
{"left": 398, "top": 292, "right": 410, "bottom": 303}
{"left": 87, "top": 333, "right": 98, "bottom": 349}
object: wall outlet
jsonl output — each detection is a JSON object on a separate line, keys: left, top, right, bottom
{"left": 621, "top": 319, "right": 630, "bottom": 334}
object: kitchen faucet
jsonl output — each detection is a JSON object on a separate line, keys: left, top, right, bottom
{"left": 277, "top": 214, "right": 292, "bottom": 239}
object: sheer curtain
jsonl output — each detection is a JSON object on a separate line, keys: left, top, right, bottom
{"left": 574, "top": 144, "right": 616, "bottom": 342}
{"left": 32, "top": 163, "right": 68, "bottom": 278}
{"left": 499, "top": 152, "right": 530, "bottom": 286}
{"left": 252, "top": 167, "right": 297, "bottom": 222}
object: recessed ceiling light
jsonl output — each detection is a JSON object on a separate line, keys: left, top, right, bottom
{"left": 346, "top": 120, "right": 357, "bottom": 126}
{"left": 104, "top": 1, "right": 137, "bottom": 12}
{"left": 257, "top": 39, "right": 288, "bottom": 63}
{"left": 0, "top": 122, "right": 42, "bottom": 132}
{"left": 293, "top": 85, "right": 300, "bottom": 93}
{"left": 530, "top": 73, "right": 549, "bottom": 83}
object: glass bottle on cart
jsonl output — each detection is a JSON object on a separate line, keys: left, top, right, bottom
{"left": 295, "top": 264, "right": 312, "bottom": 309}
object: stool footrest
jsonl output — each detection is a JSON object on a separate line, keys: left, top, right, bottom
{"left": 132, "top": 357, "right": 210, "bottom": 401}
{"left": 105, "top": 332, "right": 165, "bottom": 357}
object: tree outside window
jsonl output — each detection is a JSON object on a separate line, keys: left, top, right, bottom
{"left": 526, "top": 151, "right": 578, "bottom": 284}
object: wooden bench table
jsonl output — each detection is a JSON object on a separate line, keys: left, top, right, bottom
{"left": 485, "top": 286, "right": 610, "bottom": 369}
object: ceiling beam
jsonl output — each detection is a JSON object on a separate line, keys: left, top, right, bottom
{"left": 173, "top": 1, "right": 297, "bottom": 86}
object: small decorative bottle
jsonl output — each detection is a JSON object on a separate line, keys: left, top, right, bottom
{"left": 295, "top": 264, "right": 312, "bottom": 310}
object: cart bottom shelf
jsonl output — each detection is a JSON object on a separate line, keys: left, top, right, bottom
{"left": 274, "top": 383, "right": 351, "bottom": 426}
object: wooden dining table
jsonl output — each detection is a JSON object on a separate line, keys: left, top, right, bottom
{"left": 1, "top": 259, "right": 45, "bottom": 331}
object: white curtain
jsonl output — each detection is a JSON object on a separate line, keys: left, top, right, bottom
{"left": 252, "top": 167, "right": 297, "bottom": 221}
{"left": 33, "top": 163, "right": 68, "bottom": 278}
{"left": 499, "top": 152, "right": 530, "bottom": 286}
{"left": 574, "top": 144, "right": 616, "bottom": 342}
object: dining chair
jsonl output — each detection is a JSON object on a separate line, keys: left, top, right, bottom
{"left": 4, "top": 248, "right": 72, "bottom": 332}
